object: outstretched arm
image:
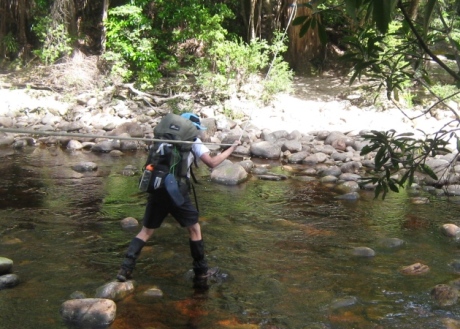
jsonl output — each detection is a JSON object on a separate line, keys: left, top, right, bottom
{"left": 199, "top": 141, "right": 240, "bottom": 168}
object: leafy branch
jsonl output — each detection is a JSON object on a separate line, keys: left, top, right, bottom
{"left": 359, "top": 129, "right": 457, "bottom": 199}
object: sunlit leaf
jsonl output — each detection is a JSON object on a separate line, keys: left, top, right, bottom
{"left": 420, "top": 164, "right": 438, "bottom": 180}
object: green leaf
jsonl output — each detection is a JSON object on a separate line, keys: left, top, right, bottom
{"left": 299, "top": 18, "right": 312, "bottom": 38}
{"left": 423, "top": 0, "right": 437, "bottom": 37}
{"left": 420, "top": 164, "right": 438, "bottom": 180}
{"left": 292, "top": 16, "right": 308, "bottom": 26}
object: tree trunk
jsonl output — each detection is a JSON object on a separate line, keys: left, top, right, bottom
{"left": 285, "top": 0, "right": 322, "bottom": 75}
{"left": 101, "top": 0, "right": 109, "bottom": 53}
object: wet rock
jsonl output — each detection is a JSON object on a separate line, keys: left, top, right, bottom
{"left": 336, "top": 192, "right": 360, "bottom": 200}
{"left": 121, "top": 165, "right": 137, "bottom": 176}
{"left": 72, "top": 161, "right": 98, "bottom": 172}
{"left": 400, "top": 262, "right": 430, "bottom": 275}
{"left": 340, "top": 161, "right": 362, "bottom": 174}
{"left": 450, "top": 260, "right": 460, "bottom": 273}
{"left": 431, "top": 284, "right": 458, "bottom": 307}
{"left": 211, "top": 163, "right": 248, "bottom": 185}
{"left": 336, "top": 181, "right": 360, "bottom": 193}
{"left": 66, "top": 139, "right": 83, "bottom": 150}
{"left": 329, "top": 296, "right": 359, "bottom": 310}
{"left": 352, "top": 247, "right": 375, "bottom": 257}
{"left": 318, "top": 166, "right": 341, "bottom": 177}
{"left": 95, "top": 281, "right": 135, "bottom": 301}
{"left": 320, "top": 175, "right": 338, "bottom": 183}
{"left": 338, "top": 173, "right": 361, "bottom": 181}
{"left": 120, "top": 217, "right": 138, "bottom": 229}
{"left": 69, "top": 291, "right": 87, "bottom": 299}
{"left": 60, "top": 298, "right": 116, "bottom": 328}
{"left": 377, "top": 238, "right": 405, "bottom": 249}
{"left": 0, "top": 257, "right": 13, "bottom": 274}
{"left": 0, "top": 273, "right": 19, "bottom": 289}
{"left": 410, "top": 197, "right": 430, "bottom": 204}
{"left": 256, "top": 173, "right": 288, "bottom": 181}
{"left": 441, "top": 224, "right": 460, "bottom": 237}
{"left": 142, "top": 286, "right": 164, "bottom": 298}
{"left": 238, "top": 159, "right": 254, "bottom": 172}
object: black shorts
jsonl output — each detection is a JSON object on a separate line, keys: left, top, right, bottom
{"left": 142, "top": 188, "right": 199, "bottom": 229}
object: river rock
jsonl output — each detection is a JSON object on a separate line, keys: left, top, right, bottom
{"left": 318, "top": 166, "right": 341, "bottom": 177}
{"left": 377, "top": 238, "right": 405, "bottom": 249}
{"left": 320, "top": 175, "right": 338, "bottom": 183}
{"left": 60, "top": 298, "right": 116, "bottom": 328}
{"left": 238, "top": 159, "right": 254, "bottom": 172}
{"left": 287, "top": 150, "right": 308, "bottom": 163}
{"left": 66, "top": 139, "right": 83, "bottom": 150}
{"left": 142, "top": 286, "right": 164, "bottom": 298}
{"left": 95, "top": 281, "right": 135, "bottom": 301}
{"left": 431, "top": 284, "right": 458, "bottom": 307}
{"left": 210, "top": 163, "right": 248, "bottom": 185}
{"left": 0, "top": 257, "right": 13, "bottom": 274}
{"left": 352, "top": 246, "right": 375, "bottom": 257}
{"left": 400, "top": 262, "right": 430, "bottom": 275}
{"left": 250, "top": 141, "right": 281, "bottom": 159}
{"left": 336, "top": 192, "right": 360, "bottom": 200}
{"left": 441, "top": 224, "right": 460, "bottom": 237}
{"left": 120, "top": 217, "right": 139, "bottom": 229}
{"left": 0, "top": 273, "right": 19, "bottom": 289}
{"left": 336, "top": 181, "right": 360, "bottom": 193}
{"left": 72, "top": 161, "right": 98, "bottom": 172}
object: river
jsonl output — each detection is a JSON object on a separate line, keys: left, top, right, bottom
{"left": 1, "top": 145, "right": 460, "bottom": 329}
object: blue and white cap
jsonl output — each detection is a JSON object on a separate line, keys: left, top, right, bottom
{"left": 181, "top": 113, "right": 207, "bottom": 130}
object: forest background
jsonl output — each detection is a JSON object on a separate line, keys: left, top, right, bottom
{"left": 1, "top": 0, "right": 460, "bottom": 197}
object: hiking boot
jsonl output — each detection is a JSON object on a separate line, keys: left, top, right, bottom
{"left": 194, "top": 267, "right": 220, "bottom": 280}
{"left": 116, "top": 267, "right": 132, "bottom": 282}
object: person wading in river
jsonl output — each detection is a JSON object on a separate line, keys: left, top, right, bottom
{"left": 117, "top": 112, "right": 240, "bottom": 284}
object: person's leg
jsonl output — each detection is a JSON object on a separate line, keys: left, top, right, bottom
{"left": 187, "top": 223, "right": 207, "bottom": 277}
{"left": 117, "top": 192, "right": 169, "bottom": 282}
{"left": 117, "top": 226, "right": 155, "bottom": 282}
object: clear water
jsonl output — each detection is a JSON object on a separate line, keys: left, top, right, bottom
{"left": 1, "top": 145, "right": 460, "bottom": 329}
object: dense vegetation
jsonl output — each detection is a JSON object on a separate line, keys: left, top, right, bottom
{"left": 1, "top": 0, "right": 460, "bottom": 197}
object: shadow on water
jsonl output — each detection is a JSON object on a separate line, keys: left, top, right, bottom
{"left": 2, "top": 146, "right": 460, "bottom": 328}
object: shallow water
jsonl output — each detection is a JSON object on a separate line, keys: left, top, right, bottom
{"left": 2, "top": 145, "right": 460, "bottom": 329}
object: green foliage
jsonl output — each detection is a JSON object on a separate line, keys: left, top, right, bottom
{"left": 1, "top": 33, "right": 18, "bottom": 54}
{"left": 360, "top": 129, "right": 454, "bottom": 199}
{"left": 31, "top": 17, "right": 73, "bottom": 65}
{"left": 196, "top": 32, "right": 293, "bottom": 103}
{"left": 341, "top": 24, "right": 424, "bottom": 101}
{"left": 104, "top": 5, "right": 161, "bottom": 88}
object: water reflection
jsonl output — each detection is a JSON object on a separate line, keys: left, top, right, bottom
{"left": 1, "top": 146, "right": 460, "bottom": 328}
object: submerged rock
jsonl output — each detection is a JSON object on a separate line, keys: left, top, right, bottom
{"left": 95, "top": 280, "right": 135, "bottom": 301}
{"left": 0, "top": 257, "right": 13, "bottom": 275}
{"left": 0, "top": 273, "right": 19, "bottom": 290}
{"left": 352, "top": 247, "right": 375, "bottom": 257}
{"left": 431, "top": 284, "right": 458, "bottom": 307}
{"left": 400, "top": 262, "right": 430, "bottom": 275}
{"left": 60, "top": 298, "right": 116, "bottom": 328}
{"left": 441, "top": 223, "right": 460, "bottom": 237}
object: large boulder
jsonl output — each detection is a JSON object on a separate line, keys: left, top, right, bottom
{"left": 250, "top": 141, "right": 281, "bottom": 159}
{"left": 60, "top": 298, "right": 116, "bottom": 328}
{"left": 211, "top": 162, "right": 248, "bottom": 185}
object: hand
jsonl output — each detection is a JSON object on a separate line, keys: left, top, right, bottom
{"left": 232, "top": 140, "right": 241, "bottom": 148}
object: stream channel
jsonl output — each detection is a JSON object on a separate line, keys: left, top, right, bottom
{"left": 2, "top": 144, "right": 460, "bottom": 329}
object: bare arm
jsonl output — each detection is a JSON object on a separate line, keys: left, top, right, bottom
{"left": 199, "top": 141, "right": 240, "bottom": 168}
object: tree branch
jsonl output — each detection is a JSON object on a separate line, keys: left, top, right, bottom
{"left": 397, "top": 0, "right": 460, "bottom": 82}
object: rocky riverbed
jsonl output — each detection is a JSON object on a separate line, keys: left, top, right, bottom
{"left": 0, "top": 73, "right": 459, "bottom": 195}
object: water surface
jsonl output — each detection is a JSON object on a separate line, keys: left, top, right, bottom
{"left": 1, "top": 146, "right": 460, "bottom": 329}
